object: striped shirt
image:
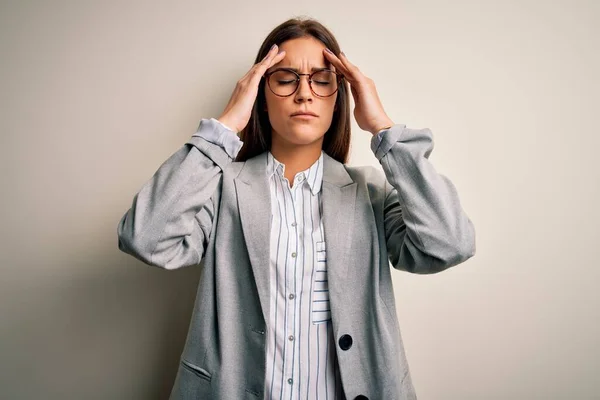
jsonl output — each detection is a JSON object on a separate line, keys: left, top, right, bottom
{"left": 264, "top": 150, "right": 342, "bottom": 400}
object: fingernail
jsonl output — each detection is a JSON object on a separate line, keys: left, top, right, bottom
{"left": 340, "top": 51, "right": 345, "bottom": 57}
{"left": 325, "top": 48, "right": 333, "bottom": 54}
{"left": 270, "top": 44, "right": 277, "bottom": 51}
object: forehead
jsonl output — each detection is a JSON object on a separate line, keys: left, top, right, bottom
{"left": 267, "top": 37, "right": 334, "bottom": 73}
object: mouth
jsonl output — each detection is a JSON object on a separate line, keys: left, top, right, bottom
{"left": 291, "top": 114, "right": 318, "bottom": 118}
{"left": 291, "top": 111, "right": 318, "bottom": 118}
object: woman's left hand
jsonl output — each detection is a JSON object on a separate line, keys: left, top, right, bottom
{"left": 323, "top": 48, "right": 395, "bottom": 136}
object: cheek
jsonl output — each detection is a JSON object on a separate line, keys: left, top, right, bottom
{"left": 264, "top": 94, "right": 284, "bottom": 114}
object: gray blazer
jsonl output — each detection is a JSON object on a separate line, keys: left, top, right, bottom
{"left": 117, "top": 120, "right": 476, "bottom": 400}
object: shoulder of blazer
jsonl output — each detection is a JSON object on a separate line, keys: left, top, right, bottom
{"left": 222, "top": 160, "right": 246, "bottom": 181}
{"left": 342, "top": 164, "right": 388, "bottom": 207}
{"left": 344, "top": 164, "right": 386, "bottom": 190}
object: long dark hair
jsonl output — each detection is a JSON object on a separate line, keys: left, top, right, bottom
{"left": 234, "top": 17, "right": 352, "bottom": 164}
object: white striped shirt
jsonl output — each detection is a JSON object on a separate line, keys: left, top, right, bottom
{"left": 264, "top": 150, "right": 342, "bottom": 400}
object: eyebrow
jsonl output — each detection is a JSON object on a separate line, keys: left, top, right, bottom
{"left": 273, "top": 66, "right": 330, "bottom": 72}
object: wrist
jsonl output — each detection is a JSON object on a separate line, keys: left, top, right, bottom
{"left": 216, "top": 116, "right": 239, "bottom": 133}
{"left": 371, "top": 119, "right": 395, "bottom": 136}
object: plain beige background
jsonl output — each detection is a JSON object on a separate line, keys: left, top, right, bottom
{"left": 1, "top": 0, "right": 598, "bottom": 399}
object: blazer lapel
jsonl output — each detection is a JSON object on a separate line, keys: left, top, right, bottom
{"left": 321, "top": 152, "right": 357, "bottom": 301}
{"left": 235, "top": 152, "right": 272, "bottom": 324}
{"left": 234, "top": 151, "right": 358, "bottom": 326}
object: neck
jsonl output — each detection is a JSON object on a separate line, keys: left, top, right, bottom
{"left": 270, "top": 135, "right": 323, "bottom": 184}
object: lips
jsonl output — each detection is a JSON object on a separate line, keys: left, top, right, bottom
{"left": 291, "top": 111, "right": 318, "bottom": 117}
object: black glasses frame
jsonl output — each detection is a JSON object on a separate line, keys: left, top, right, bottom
{"left": 263, "top": 68, "right": 345, "bottom": 97}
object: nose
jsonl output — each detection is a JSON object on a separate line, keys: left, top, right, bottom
{"left": 294, "top": 74, "right": 313, "bottom": 103}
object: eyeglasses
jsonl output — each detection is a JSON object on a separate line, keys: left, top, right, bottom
{"left": 263, "top": 68, "right": 344, "bottom": 97}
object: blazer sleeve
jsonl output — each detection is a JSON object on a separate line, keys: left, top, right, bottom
{"left": 116, "top": 118, "right": 242, "bottom": 269}
{"left": 371, "top": 124, "right": 476, "bottom": 274}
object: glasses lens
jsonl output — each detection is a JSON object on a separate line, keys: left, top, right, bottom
{"left": 269, "top": 70, "right": 338, "bottom": 96}
{"left": 311, "top": 71, "right": 338, "bottom": 96}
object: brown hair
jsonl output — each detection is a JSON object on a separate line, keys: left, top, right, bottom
{"left": 234, "top": 17, "right": 351, "bottom": 164}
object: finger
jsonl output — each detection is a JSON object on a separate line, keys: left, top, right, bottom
{"left": 248, "top": 45, "right": 280, "bottom": 75}
{"left": 324, "top": 50, "right": 362, "bottom": 89}
{"left": 260, "top": 50, "right": 286, "bottom": 79}
{"left": 261, "top": 45, "right": 277, "bottom": 62}
{"left": 243, "top": 47, "right": 285, "bottom": 82}
{"left": 337, "top": 52, "right": 365, "bottom": 82}
{"left": 323, "top": 49, "right": 352, "bottom": 80}
{"left": 267, "top": 50, "right": 286, "bottom": 69}
{"left": 261, "top": 45, "right": 284, "bottom": 66}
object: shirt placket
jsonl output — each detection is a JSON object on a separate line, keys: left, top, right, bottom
{"left": 281, "top": 174, "right": 296, "bottom": 398}
{"left": 285, "top": 173, "right": 307, "bottom": 399}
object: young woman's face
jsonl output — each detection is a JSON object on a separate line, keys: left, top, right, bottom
{"left": 264, "top": 36, "right": 338, "bottom": 148}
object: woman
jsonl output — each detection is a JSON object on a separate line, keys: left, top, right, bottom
{"left": 117, "top": 17, "right": 476, "bottom": 400}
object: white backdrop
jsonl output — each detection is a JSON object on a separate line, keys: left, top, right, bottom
{"left": 1, "top": 1, "right": 598, "bottom": 399}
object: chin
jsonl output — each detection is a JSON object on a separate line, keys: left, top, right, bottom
{"left": 271, "top": 121, "right": 326, "bottom": 146}
{"left": 286, "top": 129, "right": 325, "bottom": 145}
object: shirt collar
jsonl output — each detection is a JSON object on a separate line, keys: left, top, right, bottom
{"left": 266, "top": 150, "right": 324, "bottom": 195}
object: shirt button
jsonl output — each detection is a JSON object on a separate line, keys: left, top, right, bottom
{"left": 289, "top": 294, "right": 295, "bottom": 300}
{"left": 288, "top": 378, "right": 293, "bottom": 385}
{"left": 291, "top": 252, "right": 297, "bottom": 258}
{"left": 291, "top": 222, "right": 297, "bottom": 227}
{"left": 289, "top": 335, "right": 294, "bottom": 341}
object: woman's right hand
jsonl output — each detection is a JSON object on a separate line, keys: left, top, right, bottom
{"left": 217, "top": 44, "right": 286, "bottom": 133}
